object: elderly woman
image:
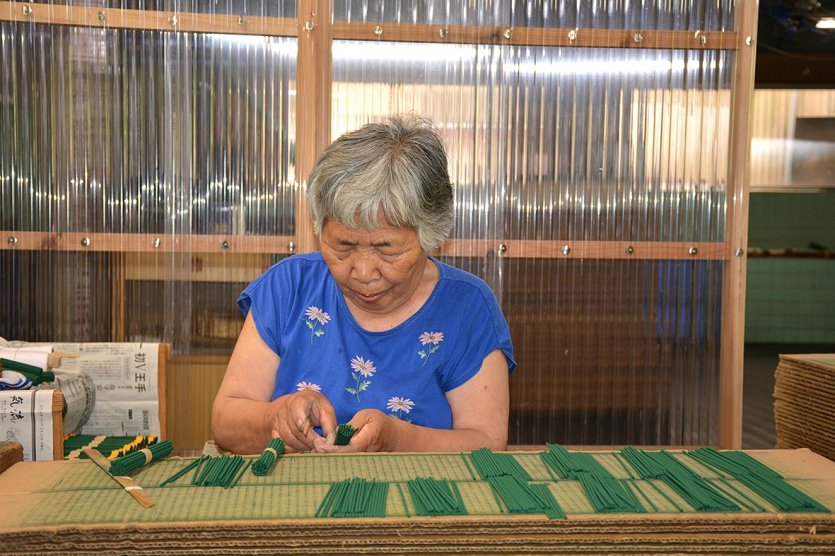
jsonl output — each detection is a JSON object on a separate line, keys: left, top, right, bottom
{"left": 211, "top": 115, "right": 516, "bottom": 454}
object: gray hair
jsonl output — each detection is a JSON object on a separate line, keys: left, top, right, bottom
{"left": 307, "top": 114, "right": 454, "bottom": 253}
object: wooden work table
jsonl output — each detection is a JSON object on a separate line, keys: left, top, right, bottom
{"left": 1, "top": 447, "right": 834, "bottom": 554}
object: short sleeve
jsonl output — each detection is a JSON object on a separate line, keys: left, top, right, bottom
{"left": 237, "top": 263, "right": 288, "bottom": 356}
{"left": 434, "top": 270, "right": 516, "bottom": 392}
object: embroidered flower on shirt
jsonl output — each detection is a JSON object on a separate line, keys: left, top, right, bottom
{"left": 303, "top": 306, "right": 331, "bottom": 343}
{"left": 296, "top": 381, "right": 322, "bottom": 392}
{"left": 346, "top": 355, "right": 376, "bottom": 401}
{"left": 418, "top": 331, "right": 444, "bottom": 365}
{"left": 386, "top": 396, "right": 415, "bottom": 421}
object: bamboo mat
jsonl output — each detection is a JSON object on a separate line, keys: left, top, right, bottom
{"left": 1, "top": 448, "right": 834, "bottom": 554}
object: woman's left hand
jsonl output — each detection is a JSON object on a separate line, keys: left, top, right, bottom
{"left": 315, "top": 408, "right": 395, "bottom": 453}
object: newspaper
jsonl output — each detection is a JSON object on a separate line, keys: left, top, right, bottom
{"left": 51, "top": 343, "right": 161, "bottom": 437}
{"left": 0, "top": 390, "right": 55, "bottom": 461}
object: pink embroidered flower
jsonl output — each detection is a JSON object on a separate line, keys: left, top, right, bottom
{"left": 305, "top": 306, "right": 331, "bottom": 326}
{"left": 350, "top": 356, "right": 376, "bottom": 378}
{"left": 386, "top": 397, "right": 415, "bottom": 414}
{"left": 347, "top": 355, "right": 376, "bottom": 401}
{"left": 419, "top": 331, "right": 444, "bottom": 345}
{"left": 418, "top": 331, "right": 444, "bottom": 365}
{"left": 303, "top": 306, "right": 331, "bottom": 342}
{"left": 296, "top": 381, "right": 322, "bottom": 392}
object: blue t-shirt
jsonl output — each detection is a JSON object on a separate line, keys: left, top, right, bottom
{"left": 238, "top": 252, "right": 516, "bottom": 429}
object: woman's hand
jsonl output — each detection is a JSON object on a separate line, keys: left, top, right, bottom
{"left": 268, "top": 390, "right": 339, "bottom": 453}
{"left": 316, "top": 408, "right": 395, "bottom": 453}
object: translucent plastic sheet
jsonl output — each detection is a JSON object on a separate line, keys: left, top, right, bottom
{"left": 0, "top": 10, "right": 297, "bottom": 347}
{"left": 331, "top": 4, "right": 733, "bottom": 446}
{"left": 2, "top": 0, "right": 738, "bottom": 446}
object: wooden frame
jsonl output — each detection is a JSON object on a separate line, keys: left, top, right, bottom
{"left": 719, "top": 0, "right": 759, "bottom": 449}
{"left": 0, "top": 0, "right": 758, "bottom": 449}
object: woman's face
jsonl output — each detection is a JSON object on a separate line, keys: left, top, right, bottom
{"left": 320, "top": 213, "right": 431, "bottom": 319}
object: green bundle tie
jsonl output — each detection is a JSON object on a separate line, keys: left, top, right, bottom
{"left": 251, "top": 437, "right": 285, "bottom": 476}
{"left": 315, "top": 477, "right": 389, "bottom": 518}
{"left": 334, "top": 424, "right": 356, "bottom": 446}
{"left": 576, "top": 474, "right": 645, "bottom": 513}
{"left": 470, "top": 448, "right": 531, "bottom": 481}
{"left": 159, "top": 457, "right": 204, "bottom": 487}
{"left": 108, "top": 439, "right": 173, "bottom": 476}
{"left": 540, "top": 444, "right": 644, "bottom": 513}
{"left": 0, "top": 357, "right": 55, "bottom": 385}
{"left": 192, "top": 454, "right": 247, "bottom": 487}
{"left": 686, "top": 447, "right": 830, "bottom": 513}
{"left": 541, "top": 443, "right": 611, "bottom": 479}
{"left": 407, "top": 477, "right": 468, "bottom": 516}
{"left": 620, "top": 447, "right": 739, "bottom": 512}
{"left": 486, "top": 475, "right": 566, "bottom": 519}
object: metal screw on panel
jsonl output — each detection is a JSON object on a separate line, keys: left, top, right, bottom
{"left": 152, "top": 238, "right": 161, "bottom": 248}
{"left": 169, "top": 15, "right": 178, "bottom": 26}
{"left": 438, "top": 28, "right": 448, "bottom": 38}
{"left": 632, "top": 33, "right": 643, "bottom": 44}
{"left": 8, "top": 236, "right": 18, "bottom": 246}
{"left": 626, "top": 245, "right": 634, "bottom": 255}
{"left": 97, "top": 11, "right": 106, "bottom": 23}
{"left": 238, "top": 16, "right": 245, "bottom": 27}
{"left": 304, "top": 20, "right": 315, "bottom": 32}
{"left": 745, "top": 36, "right": 753, "bottom": 46}
{"left": 736, "top": 247, "right": 744, "bottom": 257}
{"left": 503, "top": 28, "right": 513, "bottom": 40}
{"left": 288, "top": 241, "right": 296, "bottom": 253}
{"left": 374, "top": 25, "right": 383, "bottom": 37}
{"left": 568, "top": 29, "right": 577, "bottom": 42}
{"left": 22, "top": 5, "right": 33, "bottom": 16}
{"left": 688, "top": 246, "right": 698, "bottom": 256}
{"left": 498, "top": 243, "right": 507, "bottom": 255}
{"left": 81, "top": 237, "right": 91, "bottom": 247}
{"left": 562, "top": 245, "right": 571, "bottom": 256}
{"left": 221, "top": 240, "right": 229, "bottom": 250}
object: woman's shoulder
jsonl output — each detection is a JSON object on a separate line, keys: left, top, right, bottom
{"left": 241, "top": 252, "right": 329, "bottom": 301}
{"left": 434, "top": 258, "right": 495, "bottom": 296}
{"left": 258, "top": 252, "right": 328, "bottom": 280}
{"left": 431, "top": 258, "right": 508, "bottom": 326}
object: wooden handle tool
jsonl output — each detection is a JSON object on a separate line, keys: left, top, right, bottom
{"left": 82, "top": 447, "right": 155, "bottom": 508}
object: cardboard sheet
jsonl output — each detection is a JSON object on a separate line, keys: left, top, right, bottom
{"left": 775, "top": 353, "right": 835, "bottom": 462}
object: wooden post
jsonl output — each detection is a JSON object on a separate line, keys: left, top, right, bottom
{"left": 295, "top": 0, "right": 332, "bottom": 254}
{"left": 719, "top": 0, "right": 759, "bottom": 449}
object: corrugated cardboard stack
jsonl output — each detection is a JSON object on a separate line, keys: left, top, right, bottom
{"left": 0, "top": 441, "right": 23, "bottom": 474}
{"left": 774, "top": 354, "right": 835, "bottom": 462}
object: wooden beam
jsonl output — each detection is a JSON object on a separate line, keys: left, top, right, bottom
{"left": 332, "top": 21, "right": 738, "bottom": 50}
{"left": 2, "top": 232, "right": 732, "bottom": 261}
{"left": 0, "top": 231, "right": 295, "bottom": 254}
{"left": 294, "top": 0, "right": 332, "bottom": 254}
{"left": 719, "top": 0, "right": 759, "bottom": 450}
{"left": 0, "top": 1, "right": 296, "bottom": 37}
{"left": 0, "top": 2, "right": 738, "bottom": 51}
{"left": 440, "top": 239, "right": 731, "bottom": 260}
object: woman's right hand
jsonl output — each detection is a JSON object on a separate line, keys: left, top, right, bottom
{"left": 267, "top": 390, "right": 338, "bottom": 452}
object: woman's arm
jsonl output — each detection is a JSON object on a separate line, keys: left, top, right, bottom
{"left": 318, "top": 349, "right": 510, "bottom": 453}
{"left": 211, "top": 311, "right": 338, "bottom": 454}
